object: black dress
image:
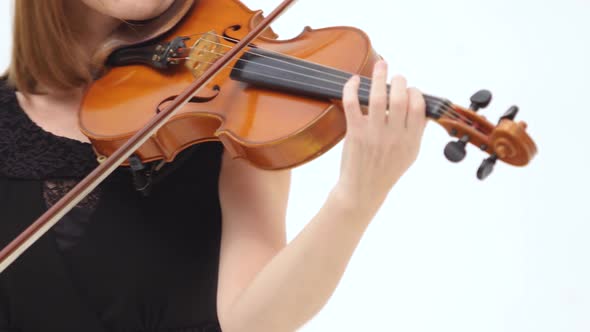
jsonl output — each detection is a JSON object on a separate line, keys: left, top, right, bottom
{"left": 0, "top": 80, "right": 224, "bottom": 332}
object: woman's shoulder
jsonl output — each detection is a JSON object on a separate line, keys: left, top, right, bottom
{"left": 0, "top": 78, "right": 97, "bottom": 180}
{"left": 0, "top": 78, "right": 18, "bottom": 115}
{"left": 0, "top": 79, "right": 27, "bottom": 165}
{"left": 0, "top": 78, "right": 23, "bottom": 133}
{"left": 0, "top": 78, "right": 44, "bottom": 179}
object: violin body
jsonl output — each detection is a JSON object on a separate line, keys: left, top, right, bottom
{"left": 81, "top": 0, "right": 380, "bottom": 169}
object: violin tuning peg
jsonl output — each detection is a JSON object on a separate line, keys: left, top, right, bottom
{"left": 499, "top": 105, "right": 519, "bottom": 122}
{"left": 444, "top": 135, "right": 470, "bottom": 162}
{"left": 469, "top": 90, "right": 493, "bottom": 112}
{"left": 477, "top": 154, "right": 498, "bottom": 180}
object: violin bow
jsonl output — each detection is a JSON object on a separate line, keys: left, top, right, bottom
{"left": 0, "top": 0, "right": 299, "bottom": 274}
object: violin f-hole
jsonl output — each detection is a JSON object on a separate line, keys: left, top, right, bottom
{"left": 155, "top": 85, "right": 220, "bottom": 114}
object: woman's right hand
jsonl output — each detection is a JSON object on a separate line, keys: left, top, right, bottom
{"left": 335, "top": 60, "right": 427, "bottom": 218}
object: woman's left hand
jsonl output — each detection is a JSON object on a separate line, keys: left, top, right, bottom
{"left": 335, "top": 60, "right": 427, "bottom": 218}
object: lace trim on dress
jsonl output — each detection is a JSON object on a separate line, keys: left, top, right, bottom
{"left": 43, "top": 179, "right": 101, "bottom": 250}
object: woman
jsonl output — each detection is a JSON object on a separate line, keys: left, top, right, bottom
{"left": 0, "top": 0, "right": 426, "bottom": 331}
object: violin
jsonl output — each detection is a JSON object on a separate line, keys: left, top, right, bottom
{"left": 0, "top": 0, "right": 537, "bottom": 272}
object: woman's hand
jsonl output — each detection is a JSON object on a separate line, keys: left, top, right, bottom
{"left": 335, "top": 60, "right": 427, "bottom": 218}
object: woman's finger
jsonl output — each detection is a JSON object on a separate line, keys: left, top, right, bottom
{"left": 368, "top": 60, "right": 388, "bottom": 129}
{"left": 342, "top": 75, "right": 363, "bottom": 132}
{"left": 406, "top": 87, "right": 427, "bottom": 135}
{"left": 388, "top": 75, "right": 408, "bottom": 131}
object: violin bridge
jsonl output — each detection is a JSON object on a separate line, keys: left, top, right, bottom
{"left": 186, "top": 31, "right": 223, "bottom": 78}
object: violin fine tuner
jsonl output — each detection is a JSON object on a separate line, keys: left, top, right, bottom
{"left": 107, "top": 36, "right": 190, "bottom": 69}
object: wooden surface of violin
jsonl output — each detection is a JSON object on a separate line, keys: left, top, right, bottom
{"left": 82, "top": 0, "right": 379, "bottom": 170}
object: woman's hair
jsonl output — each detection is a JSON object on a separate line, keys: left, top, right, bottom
{"left": 6, "top": 0, "right": 94, "bottom": 94}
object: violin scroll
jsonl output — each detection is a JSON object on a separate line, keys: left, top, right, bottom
{"left": 437, "top": 90, "right": 537, "bottom": 179}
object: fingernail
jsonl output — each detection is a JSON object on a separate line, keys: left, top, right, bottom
{"left": 374, "top": 60, "right": 387, "bottom": 73}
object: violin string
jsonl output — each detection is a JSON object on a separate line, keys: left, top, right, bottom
{"left": 177, "top": 55, "right": 469, "bottom": 126}
{"left": 178, "top": 34, "right": 473, "bottom": 124}
{"left": 176, "top": 54, "right": 475, "bottom": 128}
{"left": 169, "top": 33, "right": 475, "bottom": 126}
{"left": 186, "top": 34, "right": 376, "bottom": 88}
{"left": 175, "top": 55, "right": 471, "bottom": 125}
{"left": 181, "top": 35, "right": 476, "bottom": 126}
{"left": 186, "top": 34, "right": 465, "bottom": 107}
{"left": 175, "top": 54, "right": 451, "bottom": 115}
{"left": 185, "top": 32, "right": 379, "bottom": 90}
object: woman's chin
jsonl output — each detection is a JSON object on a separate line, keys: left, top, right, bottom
{"left": 121, "top": 3, "right": 176, "bottom": 21}
{"left": 83, "top": 0, "right": 176, "bottom": 21}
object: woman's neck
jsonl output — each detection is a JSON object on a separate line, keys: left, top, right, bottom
{"left": 66, "top": 1, "right": 123, "bottom": 63}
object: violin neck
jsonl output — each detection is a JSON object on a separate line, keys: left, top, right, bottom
{"left": 230, "top": 48, "right": 452, "bottom": 119}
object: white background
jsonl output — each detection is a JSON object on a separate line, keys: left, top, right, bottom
{"left": 1, "top": 0, "right": 589, "bottom": 331}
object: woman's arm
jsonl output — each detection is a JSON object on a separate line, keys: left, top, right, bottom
{"left": 216, "top": 61, "right": 426, "bottom": 332}
{"left": 217, "top": 161, "right": 375, "bottom": 332}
